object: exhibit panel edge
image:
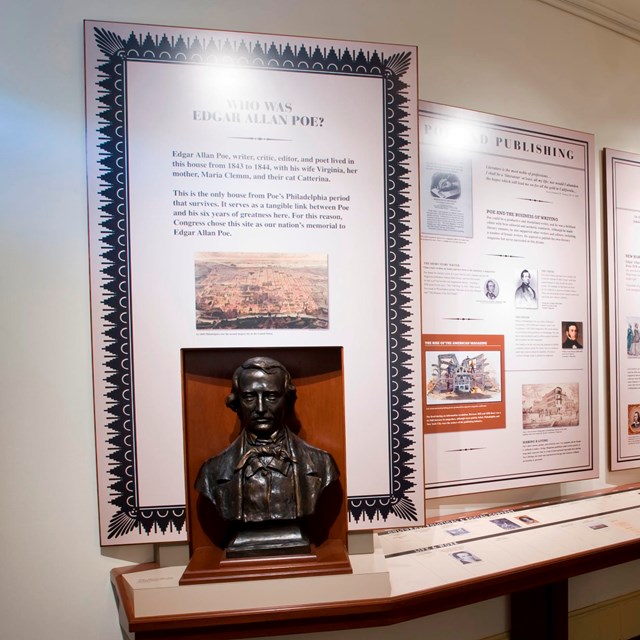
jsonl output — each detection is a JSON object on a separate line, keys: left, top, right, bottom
{"left": 605, "top": 147, "right": 640, "bottom": 471}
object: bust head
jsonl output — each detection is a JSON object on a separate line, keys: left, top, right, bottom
{"left": 226, "top": 357, "right": 297, "bottom": 440}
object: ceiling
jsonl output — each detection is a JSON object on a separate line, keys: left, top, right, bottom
{"left": 538, "top": 0, "right": 640, "bottom": 41}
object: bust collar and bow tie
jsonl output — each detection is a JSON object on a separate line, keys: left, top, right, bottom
{"left": 235, "top": 429, "right": 295, "bottom": 477}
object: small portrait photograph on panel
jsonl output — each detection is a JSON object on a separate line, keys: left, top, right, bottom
{"left": 561, "top": 321, "right": 583, "bottom": 350}
{"left": 626, "top": 317, "right": 640, "bottom": 356}
{"left": 484, "top": 278, "right": 499, "bottom": 300}
{"left": 522, "top": 383, "right": 579, "bottom": 429}
{"left": 430, "top": 172, "right": 461, "bottom": 200}
{"left": 516, "top": 515, "right": 538, "bottom": 525}
{"left": 628, "top": 404, "right": 640, "bottom": 435}
{"left": 514, "top": 268, "right": 538, "bottom": 309}
{"left": 451, "top": 550, "right": 482, "bottom": 565}
{"left": 194, "top": 252, "right": 329, "bottom": 330}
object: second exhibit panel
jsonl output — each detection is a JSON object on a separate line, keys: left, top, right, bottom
{"left": 420, "top": 102, "right": 597, "bottom": 496}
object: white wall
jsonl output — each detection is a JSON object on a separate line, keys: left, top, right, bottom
{"left": 3, "top": 1, "right": 640, "bottom": 638}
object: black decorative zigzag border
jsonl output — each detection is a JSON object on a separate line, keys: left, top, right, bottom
{"left": 91, "top": 26, "right": 418, "bottom": 538}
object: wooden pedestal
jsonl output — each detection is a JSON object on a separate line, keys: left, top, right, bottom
{"left": 180, "top": 538, "right": 352, "bottom": 584}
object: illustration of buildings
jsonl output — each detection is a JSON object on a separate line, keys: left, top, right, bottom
{"left": 529, "top": 386, "right": 577, "bottom": 416}
{"left": 431, "top": 353, "right": 495, "bottom": 394}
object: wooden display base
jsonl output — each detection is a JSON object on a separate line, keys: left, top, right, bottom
{"left": 111, "top": 546, "right": 391, "bottom": 628}
{"left": 112, "top": 485, "right": 640, "bottom": 640}
{"left": 180, "top": 538, "right": 352, "bottom": 585}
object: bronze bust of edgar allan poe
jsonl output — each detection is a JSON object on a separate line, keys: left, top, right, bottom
{"left": 195, "top": 356, "right": 339, "bottom": 558}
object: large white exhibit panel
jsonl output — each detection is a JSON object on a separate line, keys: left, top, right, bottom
{"left": 85, "top": 21, "right": 423, "bottom": 544}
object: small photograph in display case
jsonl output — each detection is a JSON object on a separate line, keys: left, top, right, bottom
{"left": 451, "top": 550, "right": 482, "bottom": 565}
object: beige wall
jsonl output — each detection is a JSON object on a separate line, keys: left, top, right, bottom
{"left": 4, "top": 1, "right": 640, "bottom": 638}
